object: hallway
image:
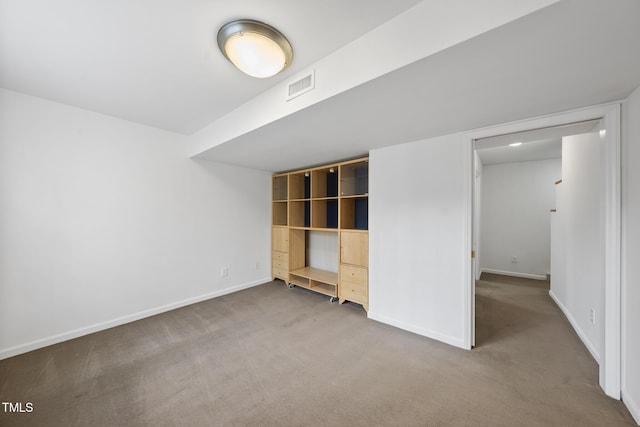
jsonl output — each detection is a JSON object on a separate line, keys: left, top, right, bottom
{"left": 475, "top": 272, "right": 632, "bottom": 423}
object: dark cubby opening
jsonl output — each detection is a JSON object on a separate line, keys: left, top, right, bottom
{"left": 326, "top": 199, "right": 338, "bottom": 228}
{"left": 304, "top": 175, "right": 311, "bottom": 199}
{"left": 354, "top": 198, "right": 368, "bottom": 230}
{"left": 304, "top": 200, "right": 311, "bottom": 227}
{"left": 326, "top": 173, "right": 338, "bottom": 197}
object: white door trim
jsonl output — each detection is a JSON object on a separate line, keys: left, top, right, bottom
{"left": 463, "top": 102, "right": 622, "bottom": 399}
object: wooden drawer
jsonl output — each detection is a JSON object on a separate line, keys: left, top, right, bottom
{"left": 272, "top": 250, "right": 288, "bottom": 280}
{"left": 272, "top": 251, "right": 288, "bottom": 262}
{"left": 272, "top": 266, "right": 288, "bottom": 280}
{"left": 272, "top": 260, "right": 288, "bottom": 273}
{"left": 272, "top": 260, "right": 288, "bottom": 271}
{"left": 339, "top": 264, "right": 368, "bottom": 302}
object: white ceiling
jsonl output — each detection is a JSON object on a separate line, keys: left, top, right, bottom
{"left": 475, "top": 120, "right": 599, "bottom": 165}
{"left": 1, "top": 0, "right": 639, "bottom": 173}
{"left": 197, "top": 0, "right": 640, "bottom": 171}
{"left": 0, "top": 0, "right": 421, "bottom": 134}
{"left": 477, "top": 138, "right": 562, "bottom": 166}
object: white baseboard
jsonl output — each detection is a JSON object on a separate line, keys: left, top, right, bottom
{"left": 548, "top": 290, "right": 601, "bottom": 363}
{"left": 481, "top": 268, "right": 547, "bottom": 281}
{"left": 0, "top": 277, "right": 271, "bottom": 361}
{"left": 622, "top": 389, "right": 640, "bottom": 426}
{"left": 367, "top": 311, "right": 467, "bottom": 350}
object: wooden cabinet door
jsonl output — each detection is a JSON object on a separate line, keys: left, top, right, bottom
{"left": 340, "top": 231, "right": 368, "bottom": 267}
{"left": 273, "top": 227, "right": 289, "bottom": 253}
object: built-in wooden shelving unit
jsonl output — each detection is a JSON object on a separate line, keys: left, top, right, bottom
{"left": 271, "top": 157, "right": 369, "bottom": 311}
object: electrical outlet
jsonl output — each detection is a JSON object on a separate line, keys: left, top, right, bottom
{"left": 221, "top": 267, "right": 229, "bottom": 278}
{"left": 511, "top": 256, "right": 518, "bottom": 263}
{"left": 590, "top": 308, "right": 596, "bottom": 324}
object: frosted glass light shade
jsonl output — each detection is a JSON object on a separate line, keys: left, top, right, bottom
{"left": 218, "top": 20, "right": 293, "bottom": 78}
{"left": 224, "top": 32, "right": 286, "bottom": 78}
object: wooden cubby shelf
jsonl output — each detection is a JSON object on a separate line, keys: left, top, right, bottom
{"left": 273, "top": 175, "right": 288, "bottom": 201}
{"left": 271, "top": 157, "right": 369, "bottom": 310}
{"left": 312, "top": 166, "right": 339, "bottom": 198}
{"left": 289, "top": 200, "right": 310, "bottom": 228}
{"left": 312, "top": 199, "right": 338, "bottom": 229}
{"left": 340, "top": 196, "right": 368, "bottom": 230}
{"left": 340, "top": 160, "right": 368, "bottom": 197}
{"left": 290, "top": 172, "right": 311, "bottom": 200}
{"left": 289, "top": 267, "right": 338, "bottom": 298}
{"left": 272, "top": 201, "right": 288, "bottom": 226}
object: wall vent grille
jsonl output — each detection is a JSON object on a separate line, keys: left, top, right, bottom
{"left": 286, "top": 70, "right": 315, "bottom": 101}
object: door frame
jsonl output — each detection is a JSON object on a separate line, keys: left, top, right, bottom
{"left": 463, "top": 102, "right": 621, "bottom": 399}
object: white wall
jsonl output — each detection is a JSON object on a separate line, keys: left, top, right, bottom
{"left": 0, "top": 89, "right": 271, "bottom": 359}
{"left": 368, "top": 98, "right": 637, "bottom": 418}
{"left": 369, "top": 133, "right": 470, "bottom": 348}
{"left": 479, "top": 158, "right": 561, "bottom": 279}
{"left": 549, "top": 131, "right": 604, "bottom": 362}
{"left": 622, "top": 86, "right": 640, "bottom": 424}
{"left": 308, "top": 231, "right": 338, "bottom": 273}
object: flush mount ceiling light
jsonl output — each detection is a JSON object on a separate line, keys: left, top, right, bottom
{"left": 217, "top": 19, "right": 293, "bottom": 78}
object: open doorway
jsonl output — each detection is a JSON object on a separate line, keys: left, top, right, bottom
{"left": 465, "top": 104, "right": 621, "bottom": 399}
{"left": 474, "top": 130, "right": 563, "bottom": 346}
{"left": 473, "top": 120, "right": 601, "bottom": 343}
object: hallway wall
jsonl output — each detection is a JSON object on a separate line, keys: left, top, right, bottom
{"left": 550, "top": 131, "right": 604, "bottom": 363}
{"left": 480, "top": 158, "right": 561, "bottom": 279}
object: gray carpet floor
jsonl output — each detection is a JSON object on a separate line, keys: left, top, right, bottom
{"left": 0, "top": 273, "right": 635, "bottom": 426}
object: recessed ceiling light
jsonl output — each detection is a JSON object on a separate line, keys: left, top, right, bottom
{"left": 509, "top": 142, "right": 523, "bottom": 147}
{"left": 217, "top": 19, "right": 293, "bottom": 78}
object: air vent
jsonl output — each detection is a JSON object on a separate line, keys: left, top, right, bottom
{"left": 286, "top": 70, "right": 315, "bottom": 101}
